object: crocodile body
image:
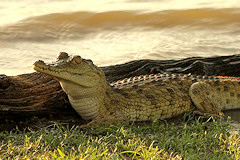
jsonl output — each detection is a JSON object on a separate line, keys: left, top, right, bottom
{"left": 33, "top": 52, "right": 240, "bottom": 122}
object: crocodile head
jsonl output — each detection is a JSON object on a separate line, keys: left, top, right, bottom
{"left": 33, "top": 52, "right": 107, "bottom": 88}
{"left": 34, "top": 52, "right": 109, "bottom": 120}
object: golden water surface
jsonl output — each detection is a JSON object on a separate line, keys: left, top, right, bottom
{"left": 0, "top": 0, "right": 240, "bottom": 75}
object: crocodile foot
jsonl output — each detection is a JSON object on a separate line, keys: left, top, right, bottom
{"left": 189, "top": 82, "right": 223, "bottom": 117}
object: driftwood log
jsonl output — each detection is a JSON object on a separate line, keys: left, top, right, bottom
{"left": 1, "top": 54, "right": 240, "bottom": 130}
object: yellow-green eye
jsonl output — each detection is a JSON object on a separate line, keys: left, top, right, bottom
{"left": 72, "top": 56, "right": 82, "bottom": 64}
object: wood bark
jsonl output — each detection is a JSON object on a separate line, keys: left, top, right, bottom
{"left": 1, "top": 54, "right": 240, "bottom": 130}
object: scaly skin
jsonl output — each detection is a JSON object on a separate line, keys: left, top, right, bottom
{"left": 33, "top": 52, "right": 240, "bottom": 122}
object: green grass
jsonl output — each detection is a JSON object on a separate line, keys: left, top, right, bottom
{"left": 0, "top": 116, "right": 239, "bottom": 159}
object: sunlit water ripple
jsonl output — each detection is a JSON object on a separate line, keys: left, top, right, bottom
{"left": 0, "top": 0, "right": 240, "bottom": 75}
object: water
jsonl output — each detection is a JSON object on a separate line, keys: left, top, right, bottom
{"left": 0, "top": 0, "right": 240, "bottom": 75}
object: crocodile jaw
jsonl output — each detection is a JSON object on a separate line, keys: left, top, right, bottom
{"left": 34, "top": 60, "right": 98, "bottom": 88}
{"left": 33, "top": 52, "right": 107, "bottom": 88}
{"left": 34, "top": 60, "right": 71, "bottom": 81}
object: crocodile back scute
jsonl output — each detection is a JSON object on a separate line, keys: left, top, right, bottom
{"left": 110, "top": 73, "right": 188, "bottom": 89}
{"left": 110, "top": 73, "right": 240, "bottom": 89}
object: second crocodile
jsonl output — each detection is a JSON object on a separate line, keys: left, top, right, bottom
{"left": 33, "top": 52, "right": 240, "bottom": 122}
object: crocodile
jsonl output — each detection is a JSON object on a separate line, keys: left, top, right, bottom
{"left": 33, "top": 52, "right": 240, "bottom": 122}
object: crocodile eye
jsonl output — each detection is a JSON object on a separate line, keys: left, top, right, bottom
{"left": 57, "top": 52, "right": 69, "bottom": 60}
{"left": 72, "top": 56, "right": 82, "bottom": 64}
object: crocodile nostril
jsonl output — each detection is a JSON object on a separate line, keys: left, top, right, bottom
{"left": 33, "top": 60, "right": 45, "bottom": 66}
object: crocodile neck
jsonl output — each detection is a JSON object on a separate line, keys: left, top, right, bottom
{"left": 59, "top": 79, "right": 108, "bottom": 120}
{"left": 59, "top": 78, "right": 135, "bottom": 120}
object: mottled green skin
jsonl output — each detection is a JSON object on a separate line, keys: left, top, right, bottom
{"left": 34, "top": 52, "right": 240, "bottom": 122}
